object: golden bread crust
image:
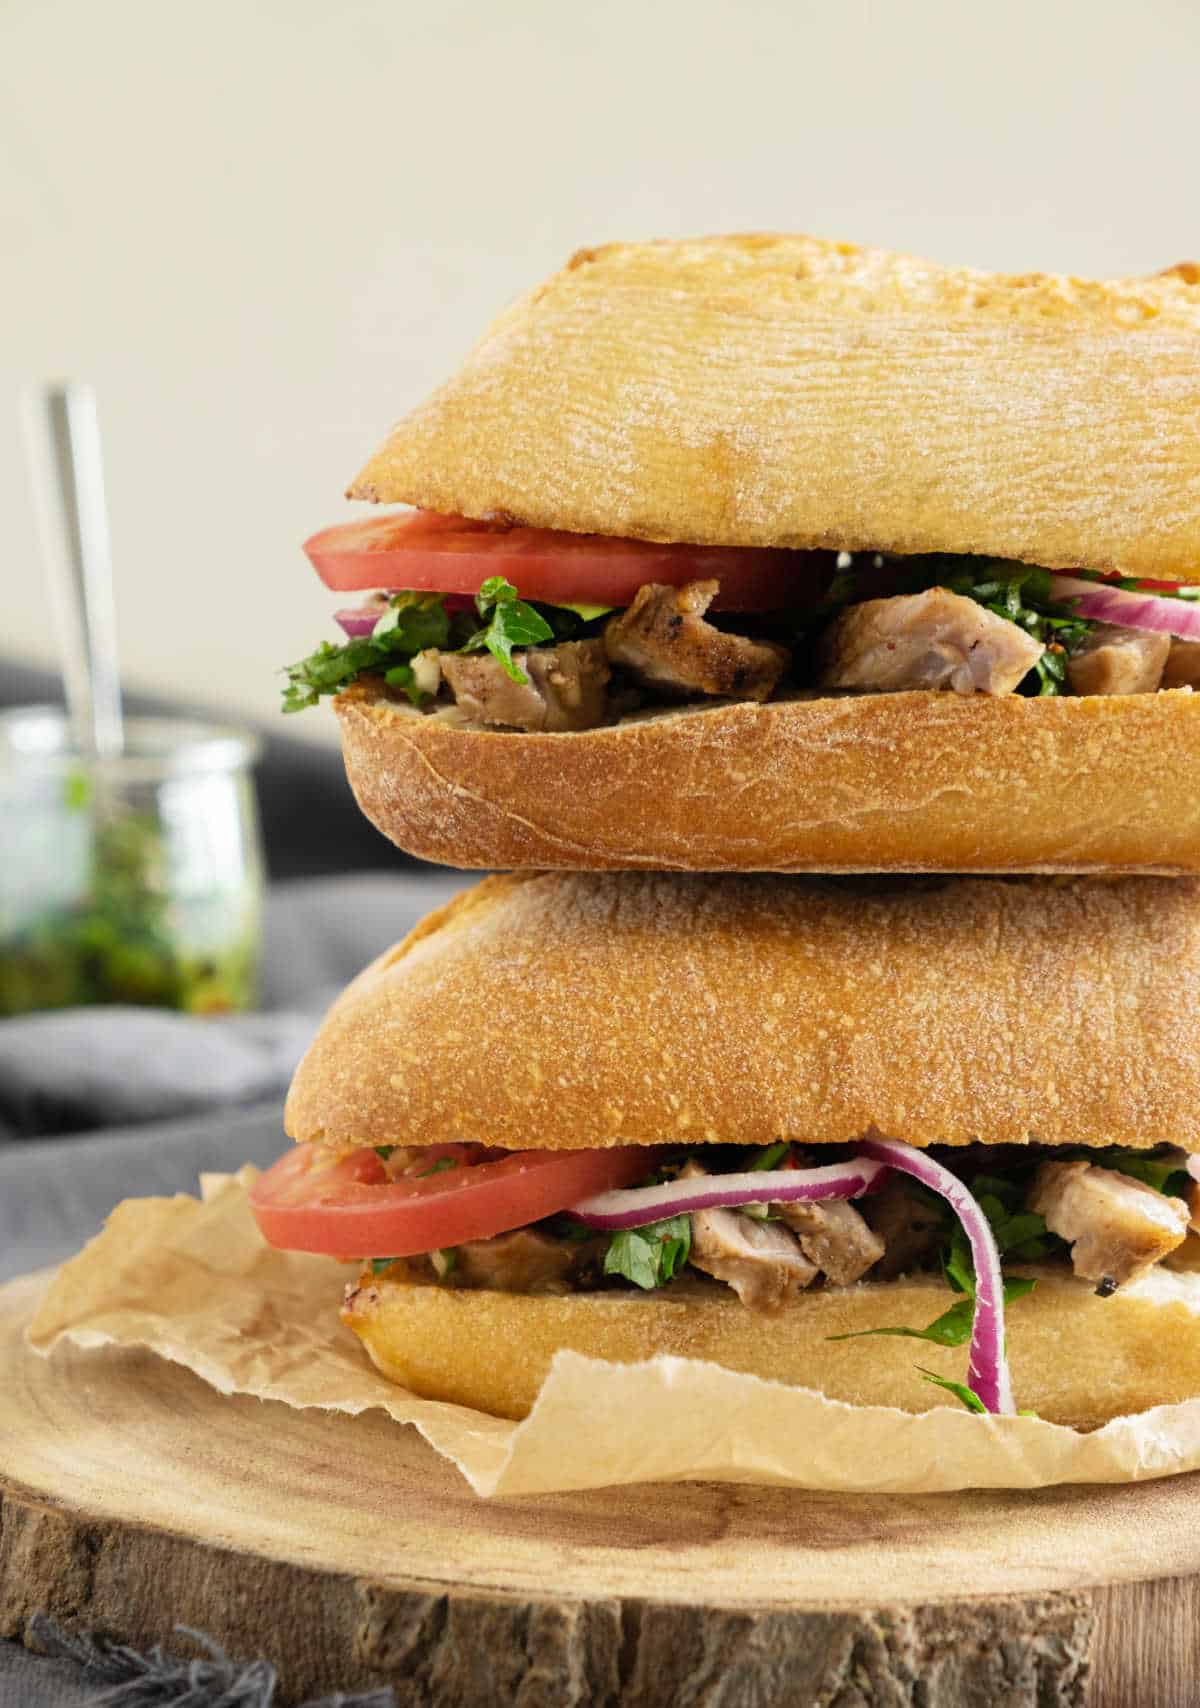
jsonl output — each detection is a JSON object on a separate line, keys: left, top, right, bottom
{"left": 342, "top": 1265, "right": 1200, "bottom": 1428}
{"left": 284, "top": 871, "right": 1200, "bottom": 1154}
{"left": 335, "top": 684, "right": 1200, "bottom": 874}
{"left": 348, "top": 233, "right": 1200, "bottom": 579}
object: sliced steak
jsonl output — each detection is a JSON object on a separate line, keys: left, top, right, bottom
{"left": 604, "top": 579, "right": 790, "bottom": 702}
{"left": 1028, "top": 1161, "right": 1190, "bottom": 1286}
{"left": 439, "top": 639, "right": 610, "bottom": 731}
{"left": 819, "top": 588, "right": 1044, "bottom": 695}
{"left": 775, "top": 1198, "right": 884, "bottom": 1285}
{"left": 1065, "top": 624, "right": 1170, "bottom": 696}
{"left": 1163, "top": 638, "right": 1200, "bottom": 690}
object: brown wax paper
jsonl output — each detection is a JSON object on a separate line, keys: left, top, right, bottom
{"left": 28, "top": 1170, "right": 1200, "bottom": 1498}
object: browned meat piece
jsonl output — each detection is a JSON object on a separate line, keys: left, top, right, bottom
{"left": 1028, "top": 1161, "right": 1190, "bottom": 1285}
{"left": 819, "top": 588, "right": 1044, "bottom": 696}
{"left": 604, "top": 579, "right": 790, "bottom": 702}
{"left": 439, "top": 640, "right": 610, "bottom": 731}
{"left": 1065, "top": 624, "right": 1170, "bottom": 696}
{"left": 775, "top": 1199, "right": 884, "bottom": 1285}
{"left": 451, "top": 1229, "right": 587, "bottom": 1293}
{"left": 689, "top": 1206, "right": 818, "bottom": 1308}
{"left": 860, "top": 1180, "right": 944, "bottom": 1280}
{"left": 681, "top": 1164, "right": 815, "bottom": 1309}
{"left": 1163, "top": 639, "right": 1200, "bottom": 690}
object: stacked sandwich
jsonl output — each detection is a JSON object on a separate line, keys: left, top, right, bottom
{"left": 257, "top": 235, "right": 1200, "bottom": 1427}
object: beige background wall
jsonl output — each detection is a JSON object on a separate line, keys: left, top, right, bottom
{"left": 3, "top": 0, "right": 1197, "bottom": 740}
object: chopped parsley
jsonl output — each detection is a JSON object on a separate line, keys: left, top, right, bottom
{"left": 414, "top": 1156, "right": 458, "bottom": 1179}
{"left": 747, "top": 1141, "right": 791, "bottom": 1171}
{"left": 371, "top": 1246, "right": 457, "bottom": 1280}
{"left": 604, "top": 1215, "right": 692, "bottom": 1291}
{"left": 917, "top": 1369, "right": 987, "bottom": 1414}
{"left": 829, "top": 1276, "right": 1036, "bottom": 1350}
{"left": 459, "top": 577, "right": 554, "bottom": 684}
{"left": 281, "top": 580, "right": 611, "bottom": 711}
{"left": 282, "top": 592, "right": 452, "bottom": 712}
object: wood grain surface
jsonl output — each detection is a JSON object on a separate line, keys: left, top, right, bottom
{"left": 0, "top": 1270, "right": 1196, "bottom": 1707}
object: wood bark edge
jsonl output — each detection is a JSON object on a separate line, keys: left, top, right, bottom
{"left": 0, "top": 1477, "right": 1093, "bottom": 1706}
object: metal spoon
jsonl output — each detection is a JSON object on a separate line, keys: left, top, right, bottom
{"left": 23, "top": 382, "right": 124, "bottom": 761}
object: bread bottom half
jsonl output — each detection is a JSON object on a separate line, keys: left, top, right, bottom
{"left": 342, "top": 1267, "right": 1200, "bottom": 1430}
{"left": 336, "top": 685, "right": 1200, "bottom": 874}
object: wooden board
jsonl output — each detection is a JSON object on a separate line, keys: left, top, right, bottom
{"left": 1, "top": 1269, "right": 1198, "bottom": 1708}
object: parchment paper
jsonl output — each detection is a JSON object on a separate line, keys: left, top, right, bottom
{"left": 28, "top": 1171, "right": 1200, "bottom": 1499}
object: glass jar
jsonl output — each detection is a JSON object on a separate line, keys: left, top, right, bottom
{"left": 0, "top": 708, "right": 264, "bottom": 1016}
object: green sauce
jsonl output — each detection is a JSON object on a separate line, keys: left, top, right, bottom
{"left": 0, "top": 774, "right": 258, "bottom": 1016}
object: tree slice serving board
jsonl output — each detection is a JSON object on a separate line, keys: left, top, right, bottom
{"left": 1, "top": 1270, "right": 1198, "bottom": 1708}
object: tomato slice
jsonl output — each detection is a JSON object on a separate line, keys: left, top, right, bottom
{"left": 303, "top": 510, "right": 825, "bottom": 611}
{"left": 248, "top": 1140, "right": 654, "bottom": 1257}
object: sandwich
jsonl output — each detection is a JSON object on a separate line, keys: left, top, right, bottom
{"left": 248, "top": 870, "right": 1200, "bottom": 1429}
{"left": 282, "top": 235, "right": 1200, "bottom": 875}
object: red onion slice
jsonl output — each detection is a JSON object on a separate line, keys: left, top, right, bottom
{"left": 334, "top": 597, "right": 390, "bottom": 639}
{"left": 859, "top": 1135, "right": 1014, "bottom": 1416}
{"left": 1047, "top": 575, "right": 1200, "bottom": 644}
{"left": 1187, "top": 1155, "right": 1200, "bottom": 1186}
{"left": 569, "top": 1157, "right": 888, "bottom": 1230}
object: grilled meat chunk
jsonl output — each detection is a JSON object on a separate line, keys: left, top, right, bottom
{"left": 604, "top": 579, "right": 789, "bottom": 702}
{"left": 859, "top": 1179, "right": 944, "bottom": 1280}
{"left": 1065, "top": 624, "right": 1170, "bottom": 696}
{"left": 819, "top": 587, "right": 1044, "bottom": 696}
{"left": 681, "top": 1164, "right": 815, "bottom": 1309}
{"left": 447, "top": 1229, "right": 591, "bottom": 1293}
{"left": 1028, "top": 1161, "right": 1190, "bottom": 1286}
{"left": 775, "top": 1198, "right": 884, "bottom": 1285}
{"left": 1163, "top": 638, "right": 1200, "bottom": 690}
{"left": 439, "top": 639, "right": 610, "bottom": 731}
{"left": 689, "top": 1206, "right": 818, "bottom": 1309}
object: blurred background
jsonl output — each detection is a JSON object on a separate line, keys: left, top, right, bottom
{"left": 1, "top": 0, "right": 1197, "bottom": 1254}
{"left": 3, "top": 0, "right": 1198, "bottom": 737}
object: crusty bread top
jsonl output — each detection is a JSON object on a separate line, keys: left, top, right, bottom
{"left": 285, "top": 872, "right": 1200, "bottom": 1154}
{"left": 349, "top": 234, "right": 1200, "bottom": 580}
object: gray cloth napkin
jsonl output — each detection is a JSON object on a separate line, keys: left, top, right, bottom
{"left": 0, "top": 872, "right": 467, "bottom": 1139}
{"left": 0, "top": 1100, "right": 288, "bottom": 1279}
{"left": 4, "top": 1617, "right": 394, "bottom": 1704}
{"left": 0, "top": 1009, "right": 314, "bottom": 1140}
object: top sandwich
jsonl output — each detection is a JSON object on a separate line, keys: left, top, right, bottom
{"left": 284, "top": 234, "right": 1200, "bottom": 874}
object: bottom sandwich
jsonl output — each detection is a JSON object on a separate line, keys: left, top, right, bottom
{"left": 250, "top": 872, "right": 1200, "bottom": 1428}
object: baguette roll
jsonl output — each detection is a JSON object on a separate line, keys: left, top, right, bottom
{"left": 349, "top": 235, "right": 1200, "bottom": 580}
{"left": 285, "top": 871, "right": 1200, "bottom": 1156}
{"left": 329, "top": 235, "right": 1200, "bottom": 874}
{"left": 336, "top": 683, "right": 1200, "bottom": 875}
